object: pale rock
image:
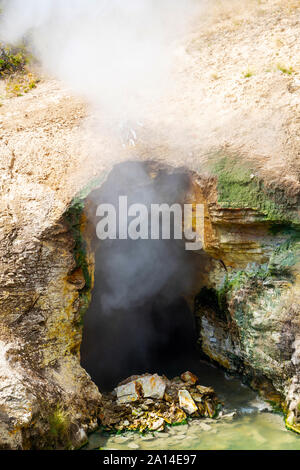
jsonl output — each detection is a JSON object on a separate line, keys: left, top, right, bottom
{"left": 128, "top": 442, "right": 139, "bottom": 449}
{"left": 115, "top": 382, "right": 140, "bottom": 404}
{"left": 178, "top": 390, "right": 198, "bottom": 415}
{"left": 136, "top": 374, "right": 166, "bottom": 399}
{"left": 149, "top": 417, "right": 165, "bottom": 431}
{"left": 115, "top": 374, "right": 166, "bottom": 403}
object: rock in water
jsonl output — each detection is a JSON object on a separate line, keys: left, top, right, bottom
{"left": 149, "top": 417, "right": 165, "bottom": 431}
{"left": 99, "top": 371, "right": 221, "bottom": 433}
{"left": 178, "top": 390, "right": 198, "bottom": 415}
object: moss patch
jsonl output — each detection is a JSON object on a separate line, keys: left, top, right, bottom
{"left": 64, "top": 174, "right": 107, "bottom": 324}
{"left": 285, "top": 419, "right": 300, "bottom": 435}
{"left": 65, "top": 199, "right": 92, "bottom": 325}
{"left": 211, "top": 154, "right": 299, "bottom": 223}
{"left": 45, "top": 405, "right": 72, "bottom": 449}
{"left": 48, "top": 406, "right": 70, "bottom": 439}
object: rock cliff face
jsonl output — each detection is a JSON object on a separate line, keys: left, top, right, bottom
{"left": 0, "top": 176, "right": 101, "bottom": 449}
{"left": 0, "top": 155, "right": 299, "bottom": 448}
{"left": 83, "top": 158, "right": 300, "bottom": 437}
{"left": 190, "top": 157, "right": 300, "bottom": 433}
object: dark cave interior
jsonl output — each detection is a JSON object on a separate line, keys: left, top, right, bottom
{"left": 80, "top": 162, "right": 205, "bottom": 391}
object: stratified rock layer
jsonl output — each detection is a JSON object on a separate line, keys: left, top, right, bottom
{"left": 192, "top": 156, "right": 300, "bottom": 432}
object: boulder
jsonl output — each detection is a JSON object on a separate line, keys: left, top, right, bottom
{"left": 181, "top": 371, "right": 198, "bottom": 384}
{"left": 136, "top": 374, "right": 166, "bottom": 399}
{"left": 178, "top": 390, "right": 198, "bottom": 415}
{"left": 115, "top": 374, "right": 166, "bottom": 403}
{"left": 115, "top": 381, "right": 141, "bottom": 404}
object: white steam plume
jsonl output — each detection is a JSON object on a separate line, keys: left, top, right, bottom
{"left": 0, "top": 0, "right": 198, "bottom": 122}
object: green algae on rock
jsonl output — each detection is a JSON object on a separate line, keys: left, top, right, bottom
{"left": 211, "top": 154, "right": 300, "bottom": 224}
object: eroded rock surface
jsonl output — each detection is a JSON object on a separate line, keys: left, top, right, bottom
{"left": 191, "top": 158, "right": 300, "bottom": 432}
{"left": 0, "top": 184, "right": 101, "bottom": 448}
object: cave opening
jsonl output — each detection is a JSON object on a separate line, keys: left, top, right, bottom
{"left": 80, "top": 161, "right": 211, "bottom": 392}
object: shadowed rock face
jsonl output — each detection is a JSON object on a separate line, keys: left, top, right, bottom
{"left": 81, "top": 291, "right": 199, "bottom": 392}
{"left": 0, "top": 159, "right": 299, "bottom": 449}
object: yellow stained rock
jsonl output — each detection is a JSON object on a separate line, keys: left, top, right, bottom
{"left": 178, "top": 389, "right": 198, "bottom": 415}
{"left": 181, "top": 371, "right": 198, "bottom": 384}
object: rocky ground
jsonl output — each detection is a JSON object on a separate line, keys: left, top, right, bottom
{"left": 100, "top": 372, "right": 221, "bottom": 433}
{"left": 0, "top": 0, "right": 299, "bottom": 198}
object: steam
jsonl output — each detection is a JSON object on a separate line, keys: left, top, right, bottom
{"left": 0, "top": 2, "right": 203, "bottom": 386}
{"left": 91, "top": 163, "right": 195, "bottom": 312}
{"left": 81, "top": 163, "right": 200, "bottom": 389}
{"left": 0, "top": 0, "right": 198, "bottom": 121}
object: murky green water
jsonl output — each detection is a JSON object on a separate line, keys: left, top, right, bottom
{"left": 84, "top": 362, "right": 300, "bottom": 450}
